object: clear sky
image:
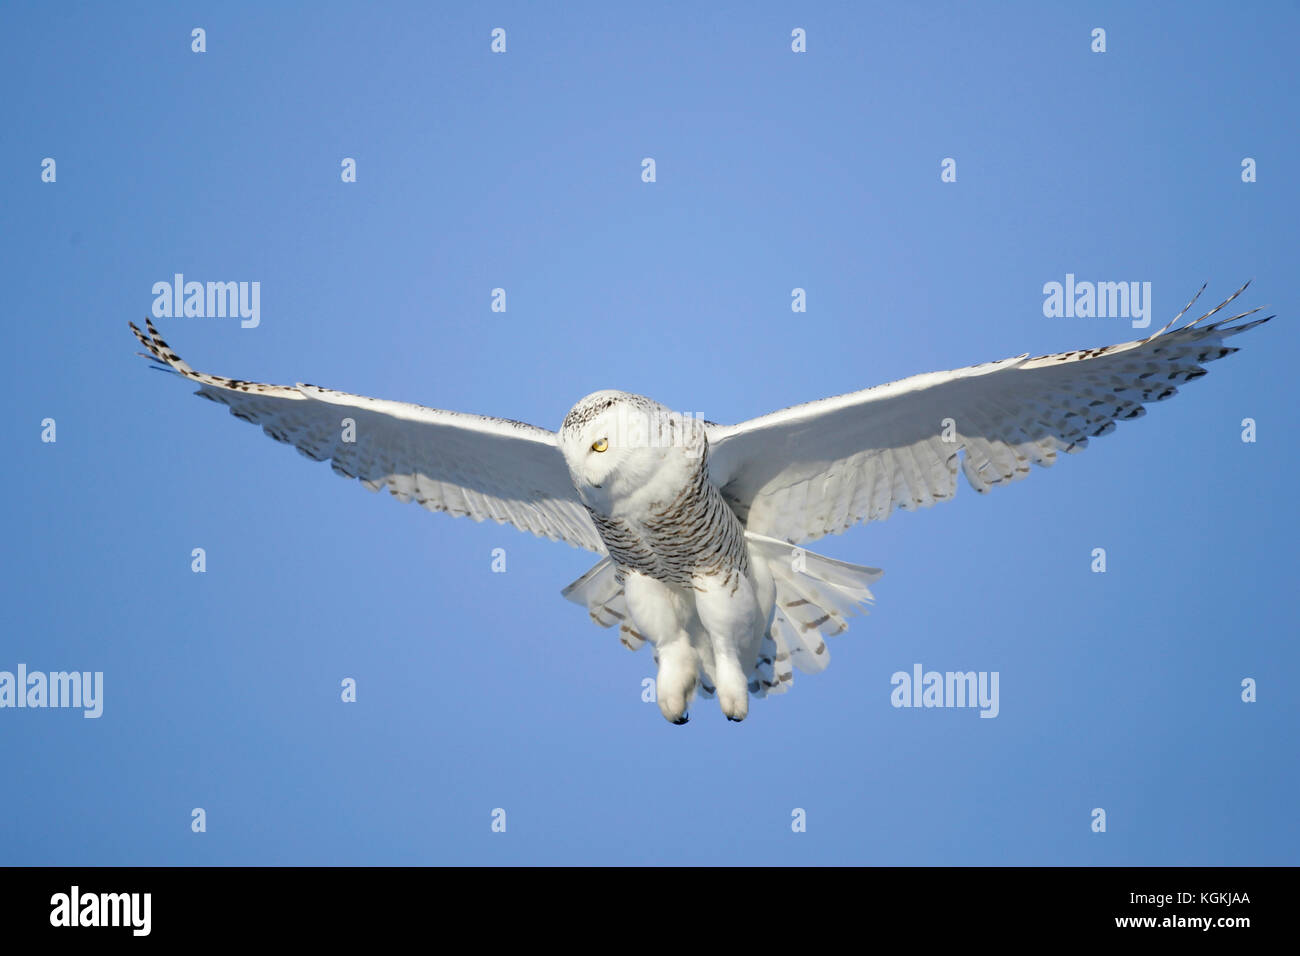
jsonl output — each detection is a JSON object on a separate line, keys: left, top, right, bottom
{"left": 2, "top": 1, "right": 1296, "bottom": 865}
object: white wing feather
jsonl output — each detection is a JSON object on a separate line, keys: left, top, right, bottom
{"left": 707, "top": 283, "right": 1272, "bottom": 545}
{"left": 130, "top": 319, "right": 604, "bottom": 552}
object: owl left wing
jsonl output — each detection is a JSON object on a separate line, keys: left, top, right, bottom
{"left": 130, "top": 319, "right": 604, "bottom": 552}
{"left": 706, "top": 283, "right": 1272, "bottom": 546}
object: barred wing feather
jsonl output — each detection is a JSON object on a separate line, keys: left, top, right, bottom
{"left": 130, "top": 319, "right": 604, "bottom": 552}
{"left": 707, "top": 283, "right": 1272, "bottom": 545}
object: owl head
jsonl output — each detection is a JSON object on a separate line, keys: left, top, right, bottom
{"left": 558, "top": 390, "right": 706, "bottom": 511}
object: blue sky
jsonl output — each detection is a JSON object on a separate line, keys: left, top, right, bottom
{"left": 2, "top": 1, "right": 1296, "bottom": 865}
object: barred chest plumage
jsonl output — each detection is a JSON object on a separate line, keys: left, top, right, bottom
{"left": 585, "top": 447, "right": 750, "bottom": 591}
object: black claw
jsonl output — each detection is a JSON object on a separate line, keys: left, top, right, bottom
{"left": 671, "top": 713, "right": 690, "bottom": 725}
{"left": 726, "top": 715, "right": 744, "bottom": 723}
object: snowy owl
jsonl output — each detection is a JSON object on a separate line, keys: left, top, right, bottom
{"left": 130, "top": 282, "right": 1271, "bottom": 724}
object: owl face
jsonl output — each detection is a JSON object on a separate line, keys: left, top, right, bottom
{"left": 559, "top": 391, "right": 703, "bottom": 511}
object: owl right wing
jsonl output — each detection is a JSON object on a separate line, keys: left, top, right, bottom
{"left": 706, "top": 283, "right": 1272, "bottom": 546}
{"left": 130, "top": 320, "right": 605, "bottom": 552}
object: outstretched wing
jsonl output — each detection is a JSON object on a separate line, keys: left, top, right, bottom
{"left": 130, "top": 320, "right": 604, "bottom": 552}
{"left": 706, "top": 283, "right": 1273, "bottom": 545}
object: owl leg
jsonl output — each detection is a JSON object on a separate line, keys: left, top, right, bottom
{"left": 693, "top": 572, "right": 759, "bottom": 722}
{"left": 624, "top": 572, "right": 699, "bottom": 725}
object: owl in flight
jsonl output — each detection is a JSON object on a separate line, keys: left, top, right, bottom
{"left": 131, "top": 283, "right": 1271, "bottom": 724}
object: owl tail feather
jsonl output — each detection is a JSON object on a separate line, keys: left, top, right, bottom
{"left": 560, "top": 557, "right": 646, "bottom": 651}
{"left": 744, "top": 532, "right": 883, "bottom": 697}
{"left": 561, "top": 534, "right": 883, "bottom": 701}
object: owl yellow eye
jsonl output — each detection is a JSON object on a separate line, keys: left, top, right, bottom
{"left": 591, "top": 438, "right": 608, "bottom": 453}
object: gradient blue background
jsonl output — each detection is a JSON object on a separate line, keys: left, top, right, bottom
{"left": 3, "top": 1, "right": 1296, "bottom": 865}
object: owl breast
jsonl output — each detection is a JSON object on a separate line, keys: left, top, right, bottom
{"left": 586, "top": 451, "right": 750, "bottom": 590}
